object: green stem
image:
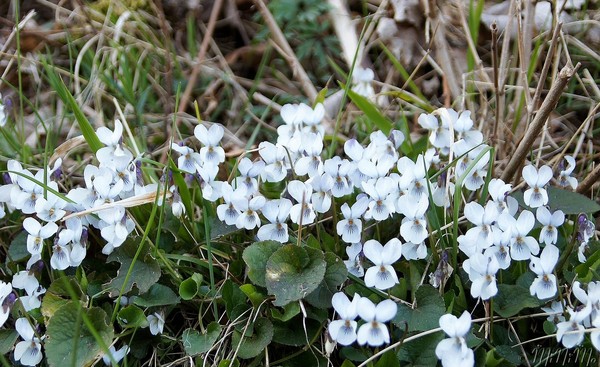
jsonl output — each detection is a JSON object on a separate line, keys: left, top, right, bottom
{"left": 110, "top": 184, "right": 162, "bottom": 323}
{"left": 555, "top": 217, "right": 580, "bottom": 274}
{"left": 202, "top": 197, "right": 218, "bottom": 319}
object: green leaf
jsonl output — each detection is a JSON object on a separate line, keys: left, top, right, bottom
{"left": 0, "top": 329, "right": 18, "bottom": 355}
{"left": 265, "top": 245, "right": 327, "bottom": 307}
{"left": 543, "top": 320, "right": 557, "bottom": 335}
{"left": 345, "top": 87, "right": 393, "bottom": 134}
{"left": 104, "top": 238, "right": 161, "bottom": 297}
{"left": 376, "top": 350, "right": 401, "bottom": 367}
{"left": 271, "top": 302, "right": 300, "bottom": 322}
{"left": 7, "top": 231, "right": 29, "bottom": 263}
{"left": 340, "top": 346, "right": 369, "bottom": 362}
{"left": 42, "top": 60, "right": 103, "bottom": 153}
{"left": 315, "top": 87, "right": 328, "bottom": 105}
{"left": 218, "top": 360, "right": 240, "bottom": 367}
{"left": 305, "top": 252, "right": 348, "bottom": 308}
{"left": 397, "top": 331, "right": 444, "bottom": 367}
{"left": 494, "top": 284, "right": 543, "bottom": 318}
{"left": 512, "top": 186, "right": 600, "bottom": 214}
{"left": 341, "top": 360, "right": 357, "bottom": 367}
{"left": 118, "top": 305, "right": 149, "bottom": 329}
{"left": 42, "top": 276, "right": 88, "bottom": 320}
{"left": 494, "top": 345, "right": 522, "bottom": 365}
{"left": 209, "top": 216, "right": 239, "bottom": 240}
{"left": 222, "top": 279, "right": 249, "bottom": 319}
{"left": 231, "top": 317, "right": 274, "bottom": 359}
{"left": 272, "top": 318, "right": 321, "bottom": 347}
{"left": 179, "top": 273, "right": 204, "bottom": 300}
{"left": 239, "top": 284, "right": 267, "bottom": 307}
{"left": 132, "top": 283, "right": 180, "bottom": 307}
{"left": 573, "top": 240, "right": 600, "bottom": 282}
{"left": 45, "top": 302, "right": 114, "bottom": 367}
{"left": 182, "top": 322, "right": 222, "bottom": 356}
{"left": 380, "top": 43, "right": 427, "bottom": 102}
{"left": 393, "top": 285, "right": 444, "bottom": 332}
{"left": 278, "top": 350, "right": 328, "bottom": 366}
{"left": 243, "top": 241, "right": 282, "bottom": 288}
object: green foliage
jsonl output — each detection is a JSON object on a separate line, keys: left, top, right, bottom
{"left": 222, "top": 279, "right": 250, "bottom": 320}
{"left": 265, "top": 245, "right": 327, "bottom": 307}
{"left": 45, "top": 302, "right": 114, "bottom": 367}
{"left": 104, "top": 238, "right": 161, "bottom": 297}
{"left": 397, "top": 332, "right": 444, "bottom": 367}
{"left": 305, "top": 252, "right": 348, "bottom": 308}
{"left": 512, "top": 186, "right": 600, "bottom": 214}
{"left": 574, "top": 242, "right": 600, "bottom": 282}
{"left": 118, "top": 305, "right": 149, "bottom": 328}
{"left": 494, "top": 284, "right": 544, "bottom": 318}
{"left": 254, "top": 0, "right": 340, "bottom": 84}
{"left": 272, "top": 317, "right": 321, "bottom": 346}
{"left": 42, "top": 276, "right": 88, "bottom": 320}
{"left": 131, "top": 283, "right": 180, "bottom": 307}
{"left": 243, "top": 241, "right": 282, "bottom": 288}
{"left": 7, "top": 231, "right": 29, "bottom": 263}
{"left": 179, "top": 273, "right": 204, "bottom": 300}
{"left": 393, "top": 285, "right": 445, "bottom": 332}
{"left": 346, "top": 88, "right": 393, "bottom": 135}
{"left": 494, "top": 345, "right": 522, "bottom": 366}
{"left": 376, "top": 350, "right": 401, "bottom": 367}
{"left": 182, "top": 322, "right": 222, "bottom": 356}
{"left": 42, "top": 60, "right": 103, "bottom": 153}
{"left": 0, "top": 329, "right": 18, "bottom": 355}
{"left": 231, "top": 317, "right": 274, "bottom": 359}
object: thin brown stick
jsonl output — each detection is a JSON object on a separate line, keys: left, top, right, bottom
{"left": 577, "top": 163, "right": 600, "bottom": 195}
{"left": 531, "top": 23, "right": 563, "bottom": 113}
{"left": 490, "top": 22, "right": 499, "bottom": 145}
{"left": 252, "top": 0, "right": 318, "bottom": 102}
{"left": 176, "top": 0, "right": 225, "bottom": 115}
{"left": 500, "top": 63, "right": 581, "bottom": 182}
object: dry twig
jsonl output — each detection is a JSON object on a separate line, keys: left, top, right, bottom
{"left": 501, "top": 63, "right": 581, "bottom": 183}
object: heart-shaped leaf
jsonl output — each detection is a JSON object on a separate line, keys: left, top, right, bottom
{"left": 243, "top": 241, "right": 281, "bottom": 287}
{"left": 118, "top": 305, "right": 149, "bottom": 329}
{"left": 45, "top": 301, "right": 114, "bottom": 367}
{"left": 265, "top": 245, "right": 326, "bottom": 307}
{"left": 104, "top": 238, "right": 160, "bottom": 297}
{"left": 231, "top": 317, "right": 273, "bottom": 359}
{"left": 182, "top": 322, "right": 222, "bottom": 356}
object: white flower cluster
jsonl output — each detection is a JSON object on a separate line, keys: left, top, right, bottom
{"left": 0, "top": 93, "right": 592, "bottom": 366}
{"left": 459, "top": 193, "right": 566, "bottom": 301}
{"left": 170, "top": 103, "right": 587, "bottom": 358}
{"left": 548, "top": 281, "right": 600, "bottom": 350}
{"left": 0, "top": 120, "right": 163, "bottom": 364}
{"left": 328, "top": 292, "right": 397, "bottom": 347}
{"left": 436, "top": 311, "right": 474, "bottom": 367}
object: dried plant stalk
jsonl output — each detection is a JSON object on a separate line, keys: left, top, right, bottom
{"left": 500, "top": 63, "right": 580, "bottom": 182}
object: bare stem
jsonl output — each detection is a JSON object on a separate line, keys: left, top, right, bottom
{"left": 500, "top": 63, "right": 580, "bottom": 182}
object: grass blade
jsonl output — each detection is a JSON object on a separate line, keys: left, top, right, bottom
{"left": 42, "top": 60, "right": 103, "bottom": 153}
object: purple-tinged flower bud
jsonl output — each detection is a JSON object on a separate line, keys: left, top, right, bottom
{"left": 2, "top": 172, "right": 11, "bottom": 185}
{"left": 120, "top": 212, "right": 128, "bottom": 226}
{"left": 3, "top": 96, "right": 12, "bottom": 113}
{"left": 51, "top": 167, "right": 62, "bottom": 181}
{"left": 81, "top": 227, "right": 89, "bottom": 245}
{"left": 2, "top": 292, "right": 16, "bottom": 312}
{"left": 31, "top": 260, "right": 45, "bottom": 274}
{"left": 577, "top": 214, "right": 595, "bottom": 242}
{"left": 558, "top": 159, "right": 565, "bottom": 172}
{"left": 437, "top": 170, "right": 447, "bottom": 187}
{"left": 578, "top": 214, "right": 588, "bottom": 227}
